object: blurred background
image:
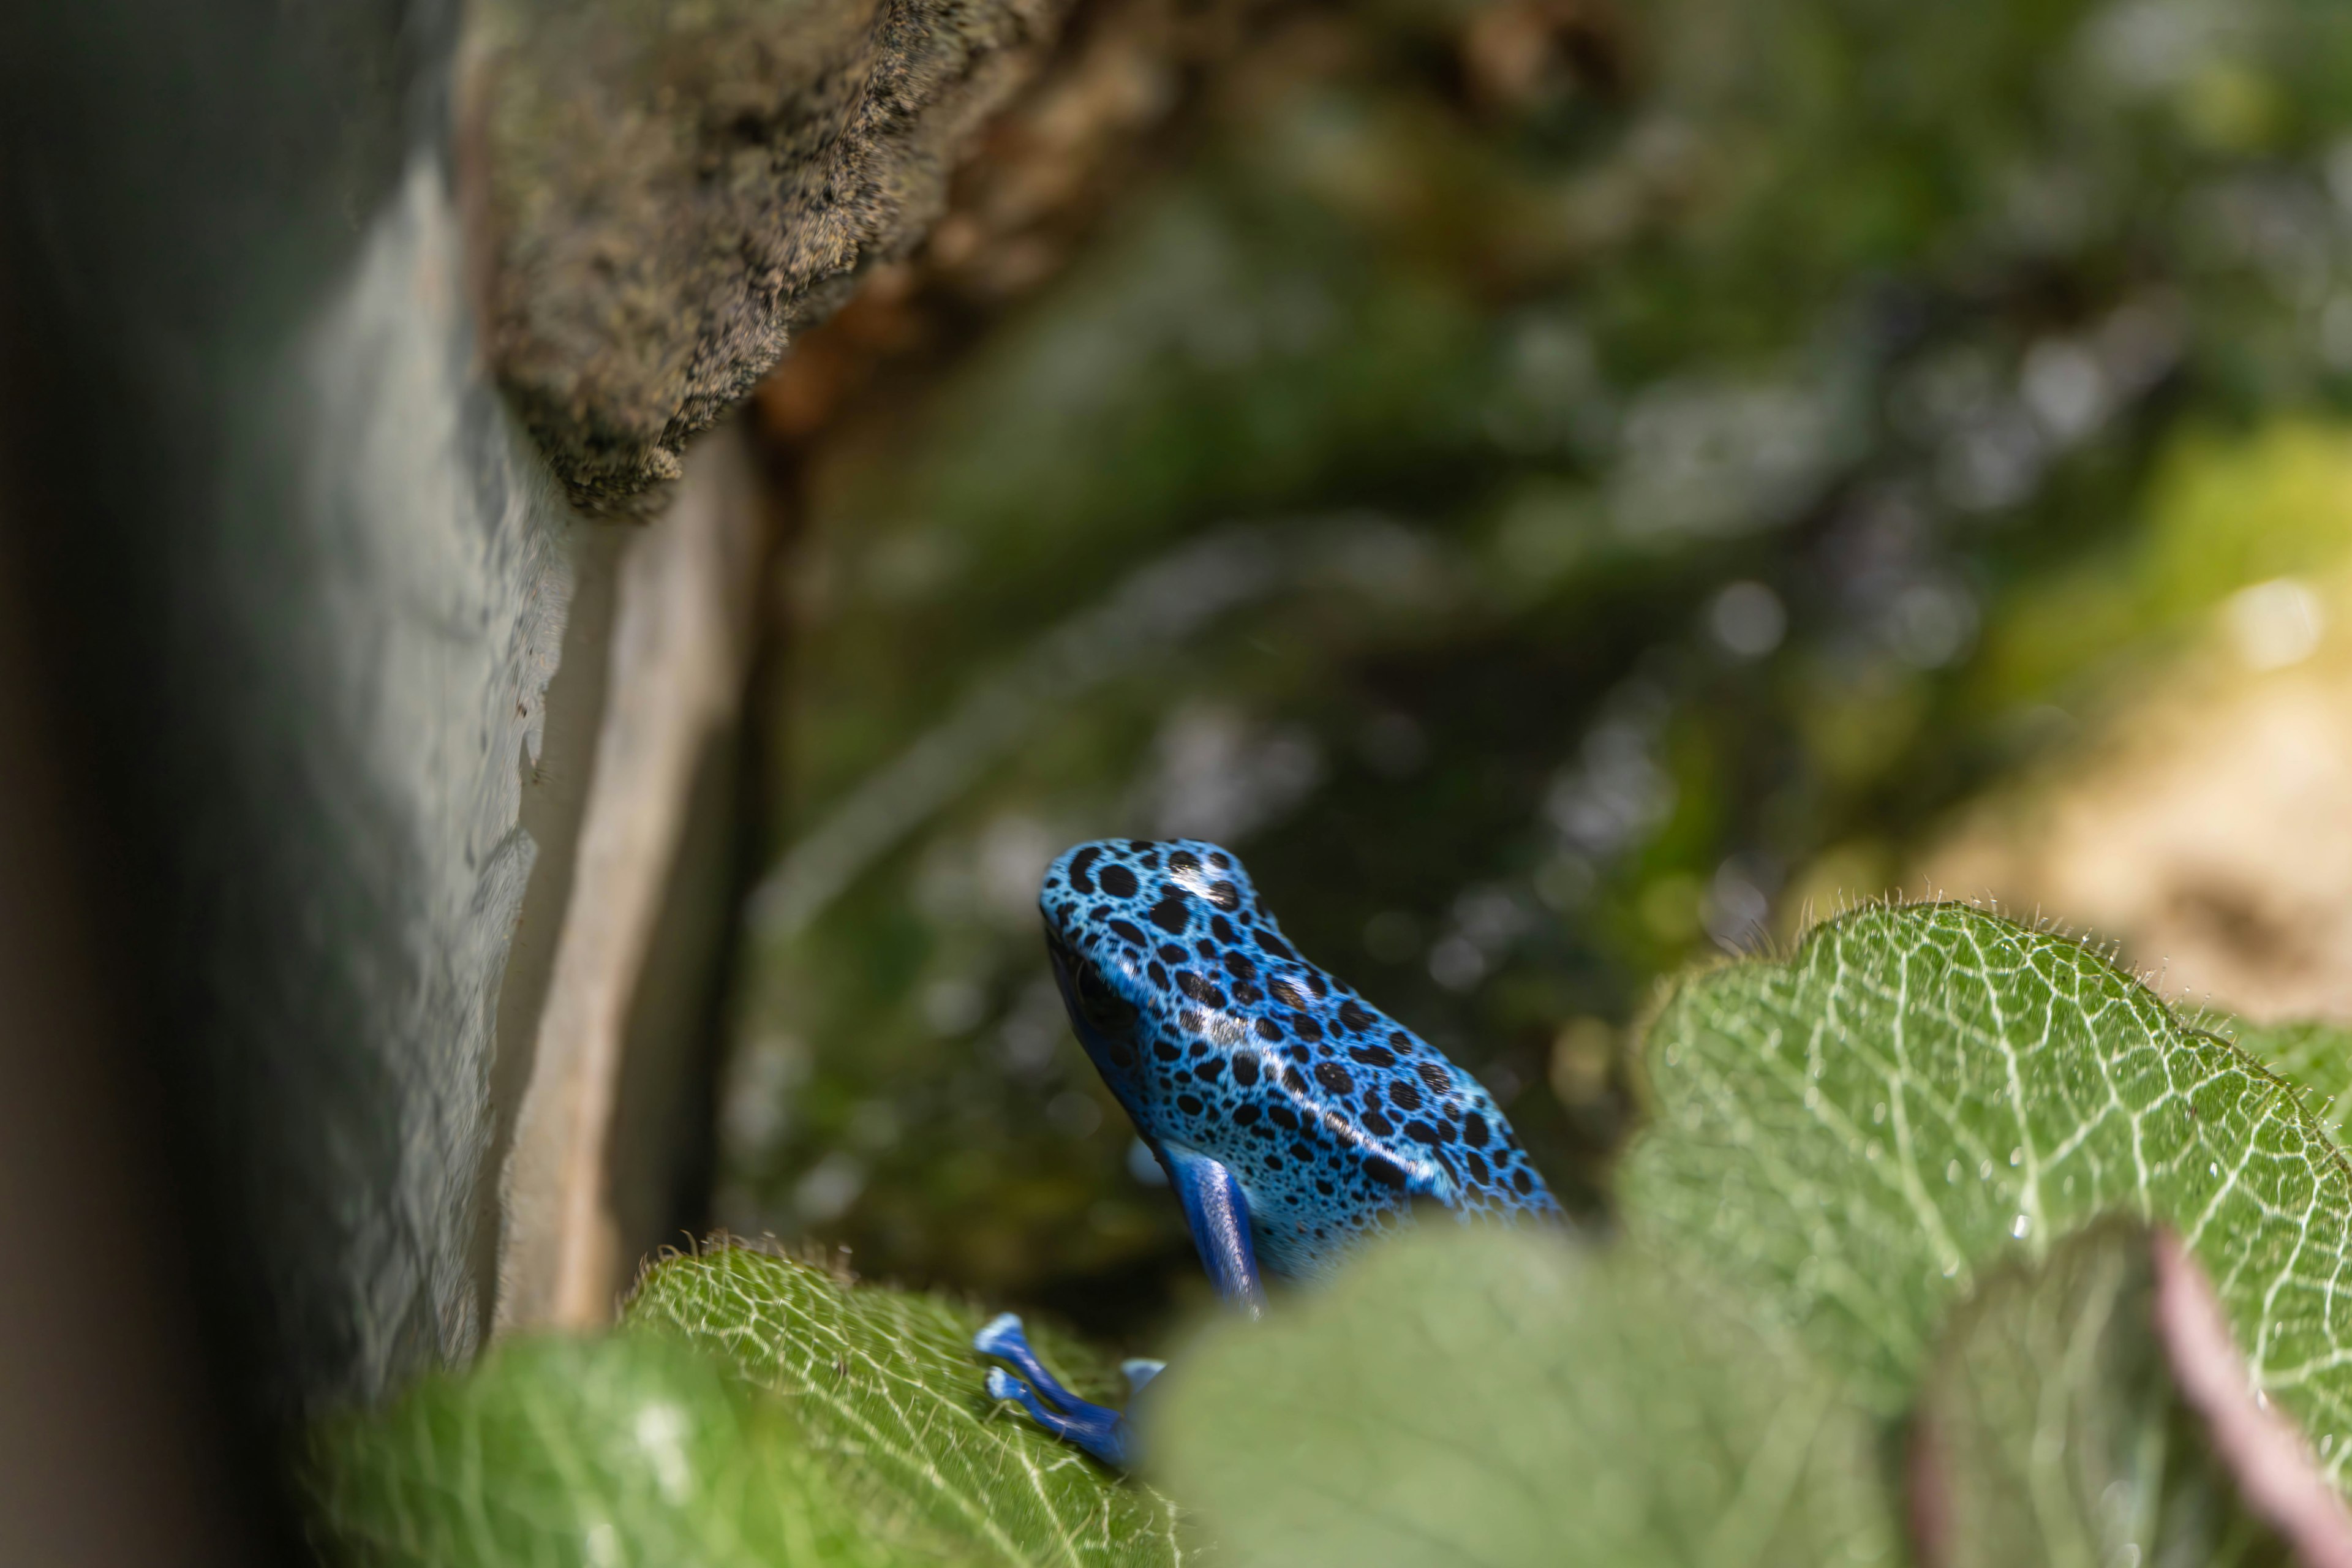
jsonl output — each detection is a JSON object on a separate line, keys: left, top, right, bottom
{"left": 717, "top": 0, "right": 2352, "bottom": 1346}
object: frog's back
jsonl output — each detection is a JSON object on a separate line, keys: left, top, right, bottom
{"left": 1041, "top": 837, "right": 1559, "bottom": 1280}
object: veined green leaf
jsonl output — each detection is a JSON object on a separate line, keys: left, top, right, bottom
{"left": 1622, "top": 902, "right": 2352, "bottom": 1485}
{"left": 307, "top": 1331, "right": 942, "bottom": 1567}
{"left": 624, "top": 1245, "right": 1186, "bottom": 1568}
{"left": 2237, "top": 1020, "right": 2352, "bottom": 1145}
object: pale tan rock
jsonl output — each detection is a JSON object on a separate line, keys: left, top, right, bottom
{"left": 1915, "top": 578, "right": 2352, "bottom": 1024}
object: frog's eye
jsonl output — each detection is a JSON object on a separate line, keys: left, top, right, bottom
{"left": 1071, "top": 954, "right": 1137, "bottom": 1034}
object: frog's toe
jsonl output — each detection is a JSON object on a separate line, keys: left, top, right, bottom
{"left": 974, "top": 1311, "right": 1031, "bottom": 1361}
{"left": 976, "top": 1311, "right": 1136, "bottom": 1466}
{"left": 1121, "top": 1358, "right": 1165, "bottom": 1395}
{"left": 974, "top": 1313, "right": 1075, "bottom": 1408}
{"left": 984, "top": 1366, "right": 1133, "bottom": 1466}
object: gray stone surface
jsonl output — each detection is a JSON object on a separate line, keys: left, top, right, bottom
{"left": 247, "top": 149, "right": 574, "bottom": 1404}
{"left": 2, "top": 2, "right": 585, "bottom": 1423}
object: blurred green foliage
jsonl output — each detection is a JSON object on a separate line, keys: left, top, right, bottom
{"left": 318, "top": 911, "right": 2352, "bottom": 1566}
{"left": 1156, "top": 1227, "right": 1900, "bottom": 1567}
{"left": 309, "top": 1333, "right": 933, "bottom": 1568}
{"left": 311, "top": 1248, "right": 1181, "bottom": 1566}
{"left": 1910, "top": 1221, "right": 2288, "bottom": 1568}
{"left": 722, "top": 0, "right": 2352, "bottom": 1338}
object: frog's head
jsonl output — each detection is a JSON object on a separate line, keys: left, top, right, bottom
{"left": 1038, "top": 837, "right": 1280, "bottom": 1087}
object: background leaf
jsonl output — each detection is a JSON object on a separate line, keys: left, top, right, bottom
{"left": 2239, "top": 1019, "right": 2352, "bottom": 1144}
{"left": 624, "top": 1245, "right": 1188, "bottom": 1567}
{"left": 1150, "top": 1227, "right": 1896, "bottom": 1568}
{"left": 1621, "top": 902, "right": 2352, "bottom": 1483}
{"left": 1909, "top": 1218, "right": 2288, "bottom": 1568}
{"left": 308, "top": 1332, "right": 944, "bottom": 1567}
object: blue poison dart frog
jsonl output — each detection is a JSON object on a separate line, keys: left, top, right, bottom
{"left": 973, "top": 837, "right": 1562, "bottom": 1464}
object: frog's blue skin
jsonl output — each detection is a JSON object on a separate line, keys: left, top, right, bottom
{"left": 974, "top": 837, "right": 1562, "bottom": 1464}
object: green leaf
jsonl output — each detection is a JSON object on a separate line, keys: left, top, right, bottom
{"left": 1910, "top": 1218, "right": 2289, "bottom": 1568}
{"left": 2236, "top": 1019, "right": 2352, "bottom": 1145}
{"left": 623, "top": 1245, "right": 1186, "bottom": 1568}
{"left": 1150, "top": 1227, "right": 1898, "bottom": 1568}
{"left": 307, "top": 1332, "right": 940, "bottom": 1567}
{"left": 1621, "top": 901, "right": 2352, "bottom": 1483}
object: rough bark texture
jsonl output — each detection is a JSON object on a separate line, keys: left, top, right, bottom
{"left": 472, "top": 0, "right": 1074, "bottom": 511}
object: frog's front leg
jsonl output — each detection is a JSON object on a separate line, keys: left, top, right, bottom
{"left": 975, "top": 1152, "right": 1256, "bottom": 1464}
{"left": 974, "top": 1313, "right": 1150, "bottom": 1466}
{"left": 1164, "top": 1147, "right": 1267, "bottom": 1317}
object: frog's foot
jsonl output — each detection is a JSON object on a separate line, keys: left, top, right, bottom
{"left": 974, "top": 1313, "right": 1136, "bottom": 1467}
{"left": 1120, "top": 1358, "right": 1164, "bottom": 1395}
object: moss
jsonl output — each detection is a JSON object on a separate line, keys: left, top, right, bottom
{"left": 469, "top": 0, "right": 1076, "bottom": 510}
